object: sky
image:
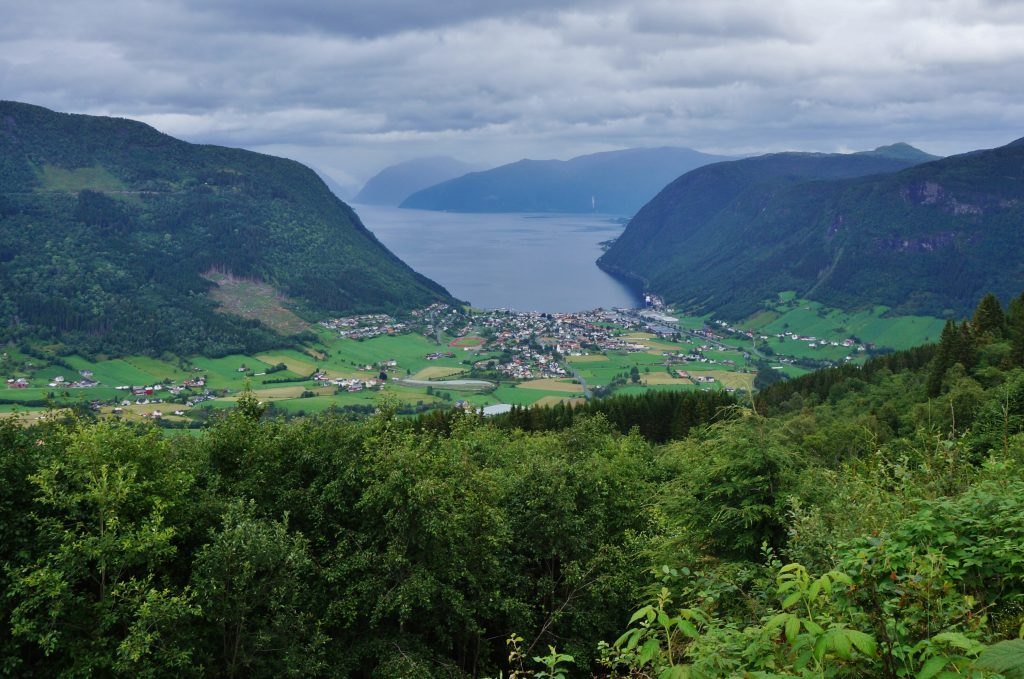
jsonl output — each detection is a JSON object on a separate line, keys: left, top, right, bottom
{"left": 3, "top": 0, "right": 1024, "bottom": 195}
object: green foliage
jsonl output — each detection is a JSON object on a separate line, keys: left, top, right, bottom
{"left": 191, "top": 501, "right": 327, "bottom": 677}
{"left": 974, "top": 639, "right": 1024, "bottom": 678}
{"left": 421, "top": 388, "right": 736, "bottom": 444}
{"left": 973, "top": 293, "right": 1008, "bottom": 342}
{"left": 5, "top": 289, "right": 1024, "bottom": 677}
{"left": 6, "top": 419, "right": 201, "bottom": 675}
{"left": 661, "top": 410, "right": 801, "bottom": 559}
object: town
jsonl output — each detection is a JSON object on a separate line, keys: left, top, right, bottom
{"left": 2, "top": 300, "right": 895, "bottom": 426}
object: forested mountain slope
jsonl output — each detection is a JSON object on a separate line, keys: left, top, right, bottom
{"left": 597, "top": 142, "right": 1024, "bottom": 319}
{"left": 400, "top": 146, "right": 730, "bottom": 215}
{"left": 0, "top": 101, "right": 455, "bottom": 356}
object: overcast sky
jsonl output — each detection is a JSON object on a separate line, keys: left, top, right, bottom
{"left": 3, "top": 0, "right": 1023, "bottom": 194}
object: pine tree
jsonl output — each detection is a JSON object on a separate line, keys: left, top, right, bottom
{"left": 927, "top": 319, "right": 958, "bottom": 397}
{"left": 972, "top": 292, "right": 1007, "bottom": 342}
{"left": 956, "top": 320, "right": 977, "bottom": 370}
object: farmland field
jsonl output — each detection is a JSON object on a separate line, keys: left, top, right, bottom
{"left": 747, "top": 299, "right": 944, "bottom": 350}
{"left": 687, "top": 370, "right": 755, "bottom": 391}
{"left": 532, "top": 396, "right": 586, "bottom": 408}
{"left": 517, "top": 378, "right": 584, "bottom": 393}
{"left": 412, "top": 366, "right": 467, "bottom": 380}
{"left": 639, "top": 372, "right": 693, "bottom": 386}
{"left": 565, "top": 354, "right": 608, "bottom": 363}
{"left": 254, "top": 352, "right": 318, "bottom": 376}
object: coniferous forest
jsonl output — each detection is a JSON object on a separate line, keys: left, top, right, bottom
{"left": 4, "top": 291, "right": 1024, "bottom": 677}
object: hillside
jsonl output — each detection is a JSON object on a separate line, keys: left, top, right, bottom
{"left": 353, "top": 156, "right": 482, "bottom": 206}
{"left": 0, "top": 101, "right": 455, "bottom": 356}
{"left": 596, "top": 143, "right": 1024, "bottom": 318}
{"left": 400, "top": 146, "right": 730, "bottom": 215}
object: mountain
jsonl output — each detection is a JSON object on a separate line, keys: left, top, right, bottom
{"left": 599, "top": 140, "right": 1024, "bottom": 319}
{"left": 353, "top": 156, "right": 481, "bottom": 206}
{"left": 0, "top": 101, "right": 455, "bottom": 356}
{"left": 400, "top": 147, "right": 731, "bottom": 215}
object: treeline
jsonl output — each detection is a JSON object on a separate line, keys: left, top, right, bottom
{"left": 755, "top": 342, "right": 937, "bottom": 413}
{"left": 415, "top": 388, "right": 736, "bottom": 443}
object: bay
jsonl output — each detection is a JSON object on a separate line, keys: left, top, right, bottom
{"left": 354, "top": 205, "right": 640, "bottom": 312}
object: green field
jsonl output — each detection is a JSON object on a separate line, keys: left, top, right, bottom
{"left": 311, "top": 329, "right": 478, "bottom": 376}
{"left": 491, "top": 384, "right": 573, "bottom": 406}
{"left": 746, "top": 298, "right": 944, "bottom": 350}
{"left": 568, "top": 351, "right": 668, "bottom": 387}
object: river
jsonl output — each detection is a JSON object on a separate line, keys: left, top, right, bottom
{"left": 353, "top": 205, "right": 640, "bottom": 312}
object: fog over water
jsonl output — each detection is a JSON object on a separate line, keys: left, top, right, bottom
{"left": 355, "top": 205, "right": 640, "bottom": 313}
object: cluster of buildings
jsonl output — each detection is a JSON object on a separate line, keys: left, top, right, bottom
{"left": 46, "top": 371, "right": 100, "bottom": 389}
{"left": 773, "top": 331, "right": 865, "bottom": 352}
{"left": 424, "top": 351, "right": 456, "bottom": 361}
{"left": 320, "top": 314, "right": 406, "bottom": 340}
{"left": 675, "top": 370, "right": 717, "bottom": 384}
{"left": 313, "top": 373, "right": 383, "bottom": 392}
{"left": 410, "top": 304, "right": 465, "bottom": 342}
{"left": 491, "top": 351, "right": 567, "bottom": 380}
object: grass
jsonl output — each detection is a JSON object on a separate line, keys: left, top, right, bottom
{"left": 687, "top": 370, "right": 755, "bottom": 391}
{"left": 567, "top": 351, "right": 667, "bottom": 386}
{"left": 518, "top": 378, "right": 584, "bottom": 394}
{"left": 565, "top": 354, "right": 608, "bottom": 363}
{"left": 314, "top": 332, "right": 476, "bottom": 378}
{"left": 412, "top": 366, "right": 467, "bottom": 380}
{"left": 254, "top": 352, "right": 319, "bottom": 376}
{"left": 491, "top": 384, "right": 568, "bottom": 406}
{"left": 38, "top": 164, "right": 126, "bottom": 192}
{"left": 746, "top": 299, "right": 944, "bottom": 350}
{"left": 532, "top": 396, "right": 586, "bottom": 408}
{"left": 639, "top": 372, "right": 691, "bottom": 386}
{"left": 191, "top": 355, "right": 271, "bottom": 385}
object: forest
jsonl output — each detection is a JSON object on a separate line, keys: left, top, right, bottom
{"left": 0, "top": 101, "right": 455, "bottom": 357}
{"left": 599, "top": 137, "right": 1024, "bottom": 320}
{"left": 3, "top": 291, "right": 1024, "bottom": 677}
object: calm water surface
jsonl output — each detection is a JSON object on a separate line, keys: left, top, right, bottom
{"left": 355, "top": 205, "right": 640, "bottom": 312}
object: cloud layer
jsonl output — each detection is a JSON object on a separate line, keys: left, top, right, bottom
{"left": 2, "top": 0, "right": 1022, "bottom": 190}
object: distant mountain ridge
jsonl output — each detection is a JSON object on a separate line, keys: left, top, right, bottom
{"left": 354, "top": 156, "right": 482, "bottom": 206}
{"left": 0, "top": 101, "right": 455, "bottom": 356}
{"left": 599, "top": 140, "right": 1024, "bottom": 318}
{"left": 400, "top": 146, "right": 731, "bottom": 215}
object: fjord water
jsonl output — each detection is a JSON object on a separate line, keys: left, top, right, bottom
{"left": 355, "top": 205, "right": 640, "bottom": 312}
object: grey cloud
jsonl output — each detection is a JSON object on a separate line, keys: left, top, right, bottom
{"left": 179, "top": 0, "right": 617, "bottom": 37}
{"left": 1, "top": 0, "right": 1023, "bottom": 184}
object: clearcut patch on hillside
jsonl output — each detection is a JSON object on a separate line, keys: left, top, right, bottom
{"left": 37, "top": 164, "right": 126, "bottom": 192}
{"left": 204, "top": 270, "right": 309, "bottom": 335}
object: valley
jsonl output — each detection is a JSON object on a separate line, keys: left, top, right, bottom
{"left": 1, "top": 295, "right": 945, "bottom": 427}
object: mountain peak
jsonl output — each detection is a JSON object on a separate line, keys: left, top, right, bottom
{"left": 861, "top": 142, "right": 940, "bottom": 163}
